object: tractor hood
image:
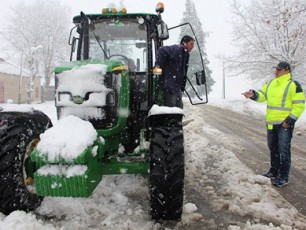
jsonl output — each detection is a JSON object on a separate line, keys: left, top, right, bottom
{"left": 54, "top": 59, "right": 130, "bottom": 134}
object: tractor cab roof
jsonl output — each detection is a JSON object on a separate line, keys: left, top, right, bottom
{"left": 73, "top": 3, "right": 164, "bottom": 22}
{"left": 73, "top": 13, "right": 157, "bottom": 23}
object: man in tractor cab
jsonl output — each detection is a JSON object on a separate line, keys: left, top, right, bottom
{"left": 155, "top": 35, "right": 195, "bottom": 109}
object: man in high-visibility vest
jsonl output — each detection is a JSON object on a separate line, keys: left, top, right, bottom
{"left": 242, "top": 61, "right": 305, "bottom": 187}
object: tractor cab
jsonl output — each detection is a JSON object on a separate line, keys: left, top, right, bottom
{"left": 59, "top": 3, "right": 207, "bottom": 113}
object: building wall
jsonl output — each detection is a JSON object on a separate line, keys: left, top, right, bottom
{"left": 0, "top": 73, "right": 41, "bottom": 104}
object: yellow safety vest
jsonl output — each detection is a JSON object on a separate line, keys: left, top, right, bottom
{"left": 256, "top": 73, "right": 305, "bottom": 129}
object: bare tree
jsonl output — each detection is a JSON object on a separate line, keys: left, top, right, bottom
{"left": 226, "top": 0, "right": 306, "bottom": 83}
{"left": 1, "top": 0, "right": 72, "bottom": 103}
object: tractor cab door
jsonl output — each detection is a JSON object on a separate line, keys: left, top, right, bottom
{"left": 163, "top": 23, "right": 208, "bottom": 105}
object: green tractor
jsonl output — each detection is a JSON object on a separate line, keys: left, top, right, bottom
{"left": 0, "top": 3, "right": 207, "bottom": 220}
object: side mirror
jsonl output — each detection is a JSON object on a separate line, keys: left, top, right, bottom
{"left": 195, "top": 70, "right": 206, "bottom": 85}
{"left": 70, "top": 37, "right": 78, "bottom": 61}
{"left": 71, "top": 38, "right": 77, "bottom": 53}
{"left": 157, "top": 22, "right": 169, "bottom": 40}
{"left": 76, "top": 25, "right": 82, "bottom": 34}
{"left": 68, "top": 25, "right": 77, "bottom": 45}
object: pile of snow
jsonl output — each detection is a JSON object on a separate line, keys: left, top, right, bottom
{"left": 0, "top": 211, "right": 55, "bottom": 230}
{"left": 0, "top": 104, "right": 35, "bottom": 113}
{"left": 37, "top": 115, "right": 97, "bottom": 162}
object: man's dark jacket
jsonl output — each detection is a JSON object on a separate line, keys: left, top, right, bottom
{"left": 155, "top": 44, "right": 190, "bottom": 93}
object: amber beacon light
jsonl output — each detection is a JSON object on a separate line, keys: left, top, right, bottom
{"left": 102, "top": 7, "right": 127, "bottom": 14}
{"left": 155, "top": 2, "right": 165, "bottom": 13}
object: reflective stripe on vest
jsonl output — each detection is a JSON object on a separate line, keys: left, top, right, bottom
{"left": 293, "top": 100, "right": 305, "bottom": 104}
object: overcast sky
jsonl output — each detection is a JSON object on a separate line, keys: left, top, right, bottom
{"left": 0, "top": 0, "right": 250, "bottom": 97}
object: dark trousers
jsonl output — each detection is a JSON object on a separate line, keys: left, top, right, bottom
{"left": 267, "top": 124, "right": 293, "bottom": 180}
{"left": 163, "top": 89, "right": 183, "bottom": 109}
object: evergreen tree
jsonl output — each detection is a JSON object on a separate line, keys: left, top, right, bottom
{"left": 180, "top": 0, "right": 214, "bottom": 93}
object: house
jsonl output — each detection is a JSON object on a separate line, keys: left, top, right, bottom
{"left": 0, "top": 62, "right": 41, "bottom": 104}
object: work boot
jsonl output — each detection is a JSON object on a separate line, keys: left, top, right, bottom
{"left": 273, "top": 177, "right": 289, "bottom": 187}
{"left": 262, "top": 171, "right": 277, "bottom": 179}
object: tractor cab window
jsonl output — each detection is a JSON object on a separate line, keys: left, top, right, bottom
{"left": 86, "top": 19, "right": 148, "bottom": 72}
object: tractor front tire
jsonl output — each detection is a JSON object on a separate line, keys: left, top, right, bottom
{"left": 150, "top": 122, "right": 184, "bottom": 220}
{"left": 0, "top": 110, "right": 52, "bottom": 215}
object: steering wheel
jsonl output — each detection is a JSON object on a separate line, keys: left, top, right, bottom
{"left": 108, "top": 54, "right": 136, "bottom": 71}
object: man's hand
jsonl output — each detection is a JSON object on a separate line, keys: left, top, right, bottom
{"left": 282, "top": 121, "right": 290, "bottom": 128}
{"left": 153, "top": 66, "right": 162, "bottom": 75}
{"left": 242, "top": 90, "right": 254, "bottom": 99}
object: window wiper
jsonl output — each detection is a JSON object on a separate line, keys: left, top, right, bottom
{"left": 92, "top": 31, "right": 109, "bottom": 59}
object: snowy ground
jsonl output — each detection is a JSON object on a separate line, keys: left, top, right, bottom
{"left": 0, "top": 97, "right": 306, "bottom": 229}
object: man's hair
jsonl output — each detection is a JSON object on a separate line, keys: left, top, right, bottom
{"left": 180, "top": 35, "right": 195, "bottom": 44}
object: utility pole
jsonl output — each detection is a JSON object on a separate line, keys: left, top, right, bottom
{"left": 27, "top": 45, "right": 42, "bottom": 104}
{"left": 222, "top": 61, "right": 226, "bottom": 99}
{"left": 18, "top": 51, "right": 23, "bottom": 104}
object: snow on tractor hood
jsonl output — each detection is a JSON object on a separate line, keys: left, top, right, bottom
{"left": 54, "top": 61, "right": 126, "bottom": 121}
{"left": 55, "top": 63, "right": 115, "bottom": 120}
{"left": 56, "top": 63, "right": 109, "bottom": 100}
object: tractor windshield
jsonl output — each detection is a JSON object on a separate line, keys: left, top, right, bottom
{"left": 75, "top": 18, "right": 148, "bottom": 72}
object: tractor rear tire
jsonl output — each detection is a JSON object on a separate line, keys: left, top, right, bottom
{"left": 0, "top": 110, "right": 52, "bottom": 215}
{"left": 149, "top": 124, "right": 184, "bottom": 220}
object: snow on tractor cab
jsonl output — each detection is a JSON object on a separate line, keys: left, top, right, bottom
{"left": 0, "top": 2, "right": 208, "bottom": 220}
